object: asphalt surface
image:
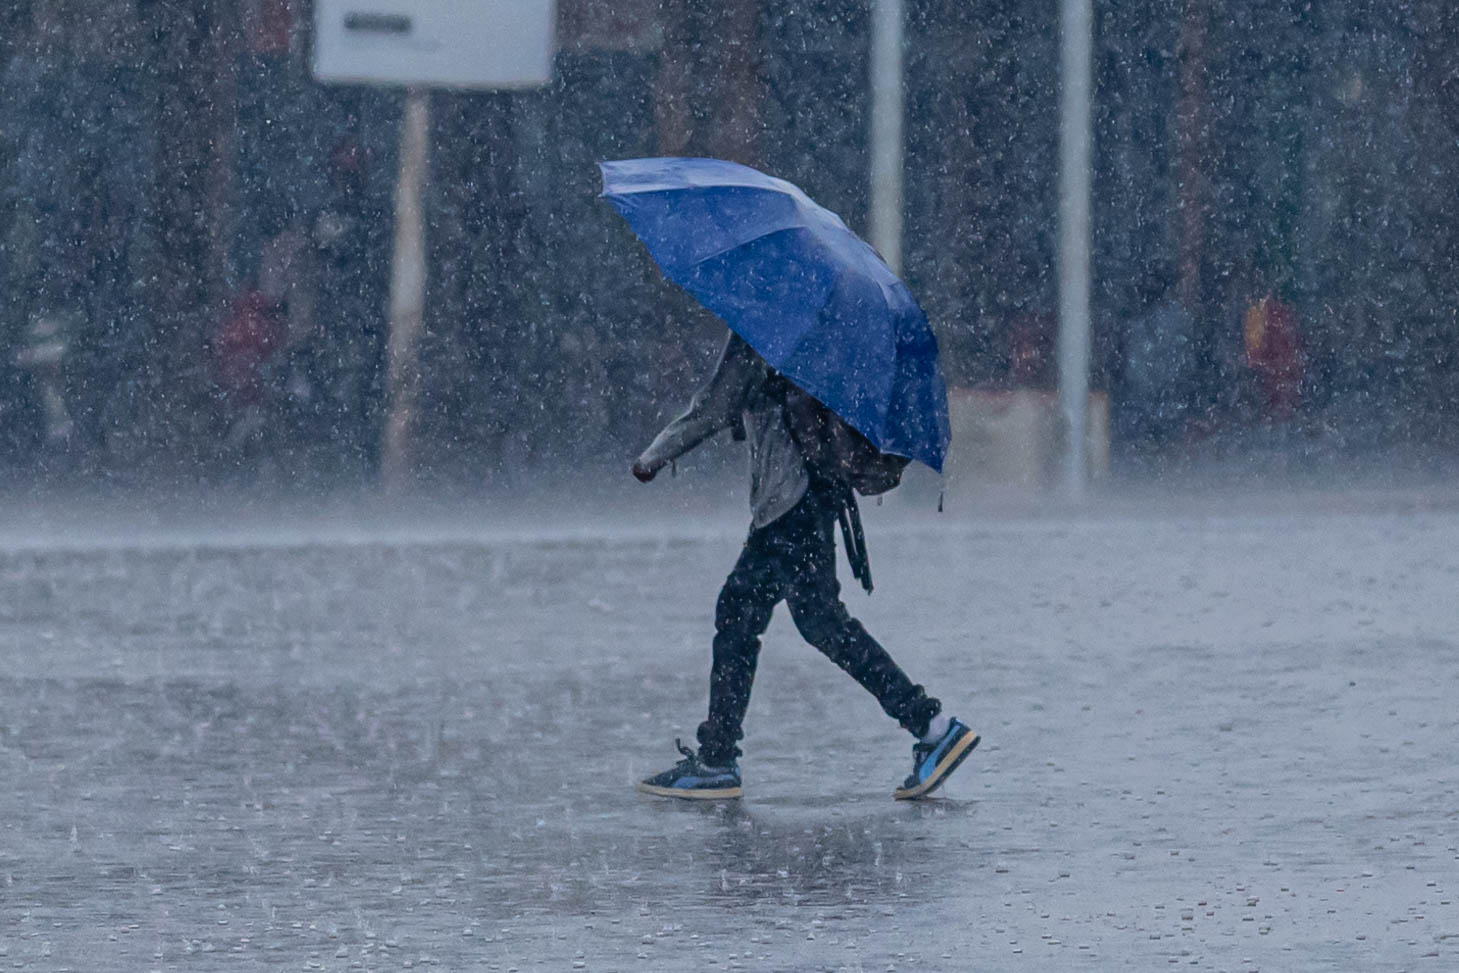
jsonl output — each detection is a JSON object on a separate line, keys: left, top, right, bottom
{"left": 1, "top": 483, "right": 1457, "bottom": 970}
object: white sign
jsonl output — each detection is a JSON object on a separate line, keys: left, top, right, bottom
{"left": 313, "top": 0, "right": 556, "bottom": 89}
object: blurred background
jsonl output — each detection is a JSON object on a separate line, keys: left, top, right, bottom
{"left": 1, "top": 0, "right": 1456, "bottom": 496}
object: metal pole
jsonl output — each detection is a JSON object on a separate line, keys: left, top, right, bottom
{"left": 381, "top": 86, "right": 431, "bottom": 490}
{"left": 1058, "top": 0, "right": 1093, "bottom": 499}
{"left": 1175, "top": 0, "right": 1207, "bottom": 311}
{"left": 869, "top": 0, "right": 904, "bottom": 274}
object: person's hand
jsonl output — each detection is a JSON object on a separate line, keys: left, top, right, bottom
{"left": 632, "top": 460, "right": 657, "bottom": 483}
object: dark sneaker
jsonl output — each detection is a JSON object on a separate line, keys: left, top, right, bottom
{"left": 893, "top": 718, "right": 979, "bottom": 800}
{"left": 636, "top": 739, "right": 743, "bottom": 800}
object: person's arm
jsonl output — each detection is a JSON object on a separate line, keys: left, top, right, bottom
{"left": 633, "top": 332, "right": 760, "bottom": 481}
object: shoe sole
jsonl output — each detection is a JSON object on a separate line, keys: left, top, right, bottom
{"left": 636, "top": 781, "right": 743, "bottom": 800}
{"left": 892, "top": 730, "right": 980, "bottom": 801}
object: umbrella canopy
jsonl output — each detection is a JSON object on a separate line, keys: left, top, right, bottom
{"left": 600, "top": 157, "right": 950, "bottom": 473}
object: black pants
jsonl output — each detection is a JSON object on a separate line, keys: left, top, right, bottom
{"left": 696, "top": 483, "right": 940, "bottom": 765}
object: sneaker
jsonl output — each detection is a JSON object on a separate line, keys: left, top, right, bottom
{"left": 893, "top": 718, "right": 979, "bottom": 800}
{"left": 636, "top": 739, "right": 743, "bottom": 800}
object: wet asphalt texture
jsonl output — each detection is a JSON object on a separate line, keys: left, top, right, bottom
{"left": 1, "top": 487, "right": 1457, "bottom": 970}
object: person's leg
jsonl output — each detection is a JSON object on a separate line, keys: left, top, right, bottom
{"left": 780, "top": 493, "right": 979, "bottom": 799}
{"left": 695, "top": 526, "right": 786, "bottom": 766}
{"left": 782, "top": 495, "right": 941, "bottom": 738}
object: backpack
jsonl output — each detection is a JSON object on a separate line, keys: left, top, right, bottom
{"left": 781, "top": 385, "right": 910, "bottom": 497}
{"left": 777, "top": 382, "right": 910, "bottom": 595}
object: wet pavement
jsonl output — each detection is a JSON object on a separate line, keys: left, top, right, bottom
{"left": 1, "top": 485, "right": 1458, "bottom": 970}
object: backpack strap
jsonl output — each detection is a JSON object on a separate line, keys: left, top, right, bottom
{"left": 833, "top": 483, "right": 874, "bottom": 594}
{"left": 781, "top": 388, "right": 876, "bottom": 594}
{"left": 780, "top": 383, "right": 838, "bottom": 482}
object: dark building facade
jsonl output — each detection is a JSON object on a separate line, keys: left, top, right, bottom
{"left": 1, "top": 0, "right": 1456, "bottom": 482}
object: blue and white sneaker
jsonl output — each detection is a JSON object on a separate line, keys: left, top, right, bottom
{"left": 893, "top": 718, "right": 979, "bottom": 800}
{"left": 637, "top": 739, "right": 743, "bottom": 800}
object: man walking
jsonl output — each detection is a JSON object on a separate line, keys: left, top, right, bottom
{"left": 632, "top": 331, "right": 977, "bottom": 801}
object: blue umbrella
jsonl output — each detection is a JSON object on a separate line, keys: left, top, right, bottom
{"left": 599, "top": 157, "right": 951, "bottom": 473}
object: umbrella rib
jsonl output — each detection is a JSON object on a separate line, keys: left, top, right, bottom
{"left": 671, "top": 221, "right": 814, "bottom": 273}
